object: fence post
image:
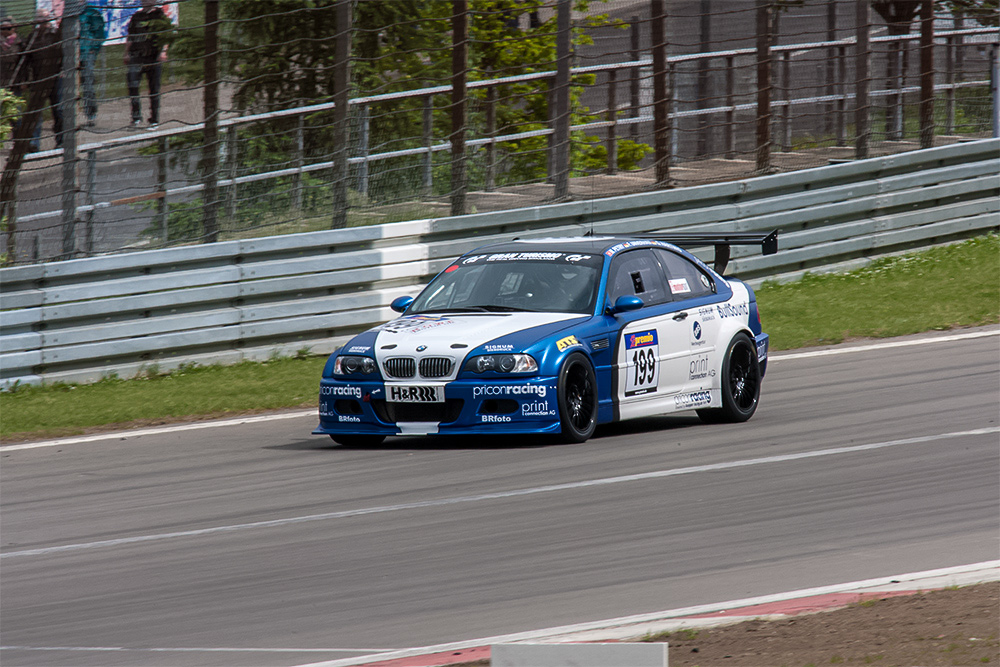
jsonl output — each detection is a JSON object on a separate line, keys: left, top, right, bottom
{"left": 158, "top": 138, "right": 169, "bottom": 241}
{"left": 724, "top": 55, "right": 735, "bottom": 158}
{"left": 781, "top": 51, "right": 791, "bottom": 151}
{"left": 485, "top": 83, "right": 497, "bottom": 190}
{"left": 450, "top": 0, "right": 468, "bottom": 216}
{"left": 292, "top": 114, "right": 306, "bottom": 211}
{"left": 824, "top": 0, "right": 836, "bottom": 136}
{"left": 836, "top": 44, "right": 847, "bottom": 146}
{"left": 651, "top": 0, "right": 669, "bottom": 187}
{"left": 422, "top": 96, "right": 434, "bottom": 196}
{"left": 945, "top": 37, "right": 955, "bottom": 134}
{"left": 696, "top": 0, "right": 711, "bottom": 156}
{"left": 919, "top": 0, "right": 934, "bottom": 149}
{"left": 755, "top": 0, "right": 772, "bottom": 173}
{"left": 61, "top": 0, "right": 81, "bottom": 258}
{"left": 331, "top": 0, "right": 351, "bottom": 228}
{"left": 992, "top": 43, "right": 999, "bottom": 138}
{"left": 357, "top": 103, "right": 370, "bottom": 195}
{"left": 630, "top": 15, "right": 640, "bottom": 143}
{"left": 225, "top": 127, "right": 238, "bottom": 218}
{"left": 606, "top": 70, "right": 617, "bottom": 175}
{"left": 202, "top": 0, "right": 220, "bottom": 243}
{"left": 855, "top": 0, "right": 871, "bottom": 159}
{"left": 553, "top": 0, "right": 571, "bottom": 199}
{"left": 84, "top": 149, "right": 96, "bottom": 255}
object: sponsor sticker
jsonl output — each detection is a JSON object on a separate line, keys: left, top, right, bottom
{"left": 556, "top": 335, "right": 581, "bottom": 351}
{"left": 321, "top": 385, "right": 363, "bottom": 398}
{"left": 463, "top": 252, "right": 582, "bottom": 264}
{"left": 472, "top": 384, "right": 548, "bottom": 399}
{"left": 348, "top": 345, "right": 371, "bottom": 353}
{"left": 338, "top": 415, "right": 361, "bottom": 422}
{"left": 481, "top": 415, "right": 512, "bottom": 423}
{"left": 716, "top": 302, "right": 749, "bottom": 319}
{"left": 690, "top": 320, "right": 706, "bottom": 347}
{"left": 757, "top": 339, "right": 768, "bottom": 361}
{"left": 377, "top": 315, "right": 455, "bottom": 335}
{"left": 675, "top": 390, "right": 712, "bottom": 409}
{"left": 387, "top": 385, "right": 444, "bottom": 403}
{"left": 697, "top": 306, "right": 717, "bottom": 321}
{"left": 521, "top": 399, "right": 556, "bottom": 417}
{"left": 689, "top": 353, "right": 715, "bottom": 381}
{"left": 485, "top": 344, "right": 515, "bottom": 353}
{"left": 669, "top": 278, "right": 691, "bottom": 294}
{"left": 625, "top": 329, "right": 659, "bottom": 397}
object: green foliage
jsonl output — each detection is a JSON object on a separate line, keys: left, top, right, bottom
{"left": 0, "top": 87, "right": 24, "bottom": 143}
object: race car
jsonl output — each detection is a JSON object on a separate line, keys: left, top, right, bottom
{"left": 313, "top": 232, "right": 777, "bottom": 445}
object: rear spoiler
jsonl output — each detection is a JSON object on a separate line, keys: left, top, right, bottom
{"left": 638, "top": 230, "right": 779, "bottom": 275}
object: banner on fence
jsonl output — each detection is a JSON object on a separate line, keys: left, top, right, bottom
{"left": 38, "top": 0, "right": 178, "bottom": 44}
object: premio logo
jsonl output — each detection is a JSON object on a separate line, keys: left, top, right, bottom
{"left": 627, "top": 330, "right": 657, "bottom": 349}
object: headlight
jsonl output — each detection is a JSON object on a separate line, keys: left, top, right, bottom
{"left": 464, "top": 354, "right": 538, "bottom": 374}
{"left": 333, "top": 355, "right": 377, "bottom": 375}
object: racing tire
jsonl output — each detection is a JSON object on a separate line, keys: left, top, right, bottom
{"left": 697, "top": 332, "right": 760, "bottom": 424}
{"left": 557, "top": 352, "right": 598, "bottom": 443}
{"left": 329, "top": 434, "right": 386, "bottom": 447}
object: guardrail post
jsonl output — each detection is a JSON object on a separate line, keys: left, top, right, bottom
{"left": 422, "top": 96, "right": 433, "bottom": 196}
{"left": 357, "top": 103, "right": 370, "bottom": 196}
{"left": 755, "top": 0, "right": 772, "bottom": 173}
{"left": 293, "top": 116, "right": 304, "bottom": 210}
{"left": 606, "top": 70, "right": 617, "bottom": 175}
{"left": 855, "top": 0, "right": 871, "bottom": 160}
{"left": 485, "top": 83, "right": 497, "bottom": 190}
{"left": 84, "top": 149, "right": 96, "bottom": 255}
{"left": 450, "top": 0, "right": 468, "bottom": 216}
{"left": 724, "top": 55, "right": 735, "bottom": 158}
{"left": 61, "top": 0, "right": 81, "bottom": 258}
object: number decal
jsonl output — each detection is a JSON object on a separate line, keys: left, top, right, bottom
{"left": 624, "top": 330, "right": 659, "bottom": 397}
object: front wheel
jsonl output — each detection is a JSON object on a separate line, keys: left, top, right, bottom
{"left": 557, "top": 352, "right": 598, "bottom": 443}
{"left": 697, "top": 333, "right": 760, "bottom": 424}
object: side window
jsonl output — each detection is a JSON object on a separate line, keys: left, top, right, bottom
{"left": 653, "top": 249, "right": 715, "bottom": 300}
{"left": 608, "top": 249, "right": 670, "bottom": 306}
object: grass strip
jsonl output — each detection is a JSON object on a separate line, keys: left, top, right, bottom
{"left": 1, "top": 233, "right": 997, "bottom": 440}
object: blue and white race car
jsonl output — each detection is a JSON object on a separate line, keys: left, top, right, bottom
{"left": 314, "top": 232, "right": 777, "bottom": 445}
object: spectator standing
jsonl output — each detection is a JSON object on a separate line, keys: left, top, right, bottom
{"left": 125, "top": 0, "right": 171, "bottom": 129}
{"left": 22, "top": 9, "right": 63, "bottom": 152}
{"left": 1, "top": 16, "right": 23, "bottom": 90}
{"left": 79, "top": 2, "right": 105, "bottom": 127}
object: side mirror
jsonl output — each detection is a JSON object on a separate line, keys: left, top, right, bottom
{"left": 611, "top": 295, "right": 644, "bottom": 314}
{"left": 390, "top": 296, "right": 414, "bottom": 313}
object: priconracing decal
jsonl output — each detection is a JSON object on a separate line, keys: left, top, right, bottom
{"left": 556, "top": 335, "right": 581, "bottom": 351}
{"left": 625, "top": 329, "right": 658, "bottom": 397}
{"left": 675, "top": 390, "right": 711, "bottom": 409}
{"left": 321, "top": 385, "right": 363, "bottom": 398}
{"left": 472, "top": 384, "right": 548, "bottom": 399}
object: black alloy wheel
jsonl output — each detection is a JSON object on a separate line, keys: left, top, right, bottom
{"left": 698, "top": 332, "right": 760, "bottom": 423}
{"left": 557, "top": 352, "right": 598, "bottom": 443}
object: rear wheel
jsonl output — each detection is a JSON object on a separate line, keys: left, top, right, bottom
{"left": 557, "top": 352, "right": 598, "bottom": 443}
{"left": 697, "top": 333, "right": 760, "bottom": 424}
{"left": 330, "top": 434, "right": 386, "bottom": 447}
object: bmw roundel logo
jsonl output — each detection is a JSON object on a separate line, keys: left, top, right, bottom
{"left": 416, "top": 345, "right": 427, "bottom": 352}
{"left": 692, "top": 321, "right": 702, "bottom": 340}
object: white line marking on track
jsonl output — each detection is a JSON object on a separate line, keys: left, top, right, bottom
{"left": 771, "top": 328, "right": 999, "bottom": 361}
{"left": 3, "top": 328, "right": 996, "bottom": 453}
{"left": 0, "top": 646, "right": 393, "bottom": 654}
{"left": 292, "top": 561, "right": 1000, "bottom": 667}
{"left": 3, "top": 426, "right": 996, "bottom": 560}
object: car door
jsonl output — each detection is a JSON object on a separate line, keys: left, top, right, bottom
{"left": 608, "top": 249, "right": 691, "bottom": 420}
{"left": 651, "top": 248, "right": 723, "bottom": 394}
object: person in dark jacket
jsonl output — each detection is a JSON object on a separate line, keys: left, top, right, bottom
{"left": 79, "top": 2, "right": 105, "bottom": 127}
{"left": 22, "top": 8, "right": 63, "bottom": 151}
{"left": 125, "top": 0, "right": 171, "bottom": 129}
{"left": 1, "top": 16, "right": 23, "bottom": 90}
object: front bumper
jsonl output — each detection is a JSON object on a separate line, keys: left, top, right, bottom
{"left": 312, "top": 376, "right": 562, "bottom": 437}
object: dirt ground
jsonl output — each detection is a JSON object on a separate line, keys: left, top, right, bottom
{"left": 460, "top": 582, "right": 999, "bottom": 667}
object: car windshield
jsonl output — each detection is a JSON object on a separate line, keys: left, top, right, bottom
{"left": 409, "top": 253, "right": 603, "bottom": 315}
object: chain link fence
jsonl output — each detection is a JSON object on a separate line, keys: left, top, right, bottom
{"left": 1, "top": 0, "right": 997, "bottom": 265}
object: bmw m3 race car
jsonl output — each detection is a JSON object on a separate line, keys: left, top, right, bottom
{"left": 314, "top": 232, "right": 777, "bottom": 445}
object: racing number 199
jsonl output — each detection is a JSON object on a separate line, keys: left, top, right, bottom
{"left": 632, "top": 348, "right": 656, "bottom": 386}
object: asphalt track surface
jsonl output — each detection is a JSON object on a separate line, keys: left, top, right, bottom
{"left": 1, "top": 328, "right": 998, "bottom": 667}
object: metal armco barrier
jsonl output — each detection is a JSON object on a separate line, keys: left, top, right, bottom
{"left": 1, "top": 140, "right": 997, "bottom": 389}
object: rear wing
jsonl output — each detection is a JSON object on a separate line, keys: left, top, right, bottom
{"left": 638, "top": 230, "right": 779, "bottom": 275}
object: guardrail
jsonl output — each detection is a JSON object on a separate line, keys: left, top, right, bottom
{"left": 2, "top": 139, "right": 997, "bottom": 389}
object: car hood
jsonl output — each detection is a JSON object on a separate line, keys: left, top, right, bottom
{"left": 372, "top": 312, "right": 580, "bottom": 360}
